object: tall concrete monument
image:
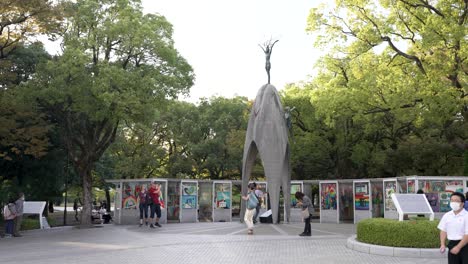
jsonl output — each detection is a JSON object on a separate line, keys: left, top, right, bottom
{"left": 241, "top": 40, "right": 291, "bottom": 223}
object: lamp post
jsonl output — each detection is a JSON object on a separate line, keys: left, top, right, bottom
{"left": 63, "top": 151, "right": 69, "bottom": 226}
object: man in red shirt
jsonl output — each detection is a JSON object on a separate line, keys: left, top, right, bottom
{"left": 148, "top": 181, "right": 162, "bottom": 228}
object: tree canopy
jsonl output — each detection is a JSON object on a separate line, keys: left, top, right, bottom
{"left": 27, "top": 0, "right": 194, "bottom": 224}
{"left": 297, "top": 0, "right": 467, "bottom": 177}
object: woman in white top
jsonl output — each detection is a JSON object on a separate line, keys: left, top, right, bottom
{"left": 438, "top": 192, "right": 468, "bottom": 263}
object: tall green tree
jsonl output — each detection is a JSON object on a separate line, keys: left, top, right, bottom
{"left": 281, "top": 85, "right": 335, "bottom": 179}
{"left": 29, "top": 0, "right": 194, "bottom": 225}
{"left": 0, "top": 0, "right": 64, "bottom": 60}
{"left": 101, "top": 122, "right": 167, "bottom": 179}
{"left": 100, "top": 97, "right": 249, "bottom": 181}
{"left": 306, "top": 0, "right": 467, "bottom": 176}
{"left": 0, "top": 43, "right": 52, "bottom": 190}
{"left": 0, "top": 0, "right": 65, "bottom": 191}
{"left": 0, "top": 0, "right": 64, "bottom": 163}
{"left": 191, "top": 97, "right": 249, "bottom": 179}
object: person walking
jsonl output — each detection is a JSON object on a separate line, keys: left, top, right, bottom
{"left": 438, "top": 192, "right": 468, "bottom": 263}
{"left": 138, "top": 185, "right": 148, "bottom": 227}
{"left": 13, "top": 192, "right": 24, "bottom": 237}
{"left": 253, "top": 183, "right": 264, "bottom": 224}
{"left": 3, "top": 197, "right": 17, "bottom": 238}
{"left": 73, "top": 198, "right": 81, "bottom": 221}
{"left": 295, "top": 191, "right": 312, "bottom": 236}
{"left": 242, "top": 183, "right": 258, "bottom": 235}
{"left": 148, "top": 181, "right": 162, "bottom": 228}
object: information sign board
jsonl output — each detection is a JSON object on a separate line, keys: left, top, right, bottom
{"left": 391, "top": 194, "right": 434, "bottom": 221}
{"left": 23, "top": 201, "right": 49, "bottom": 229}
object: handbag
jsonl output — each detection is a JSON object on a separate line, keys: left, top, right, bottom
{"left": 301, "top": 208, "right": 310, "bottom": 219}
{"left": 247, "top": 193, "right": 259, "bottom": 209}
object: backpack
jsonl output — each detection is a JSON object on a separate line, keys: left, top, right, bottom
{"left": 3, "top": 205, "right": 13, "bottom": 220}
{"left": 145, "top": 192, "right": 153, "bottom": 205}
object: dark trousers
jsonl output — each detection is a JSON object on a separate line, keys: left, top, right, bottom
{"left": 13, "top": 215, "right": 22, "bottom": 235}
{"left": 149, "top": 204, "right": 161, "bottom": 219}
{"left": 5, "top": 219, "right": 14, "bottom": 235}
{"left": 448, "top": 240, "right": 468, "bottom": 264}
{"left": 303, "top": 214, "right": 311, "bottom": 234}
{"left": 254, "top": 204, "right": 261, "bottom": 221}
{"left": 139, "top": 203, "right": 148, "bottom": 219}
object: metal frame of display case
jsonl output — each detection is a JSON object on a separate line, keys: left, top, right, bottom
{"left": 212, "top": 181, "right": 232, "bottom": 222}
{"left": 353, "top": 180, "right": 372, "bottom": 224}
{"left": 180, "top": 180, "right": 199, "bottom": 223}
{"left": 319, "top": 180, "right": 339, "bottom": 224}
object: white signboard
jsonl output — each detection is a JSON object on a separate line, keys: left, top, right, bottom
{"left": 23, "top": 201, "right": 49, "bottom": 229}
{"left": 391, "top": 194, "right": 434, "bottom": 221}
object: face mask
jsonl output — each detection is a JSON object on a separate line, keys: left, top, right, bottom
{"left": 450, "top": 202, "right": 461, "bottom": 211}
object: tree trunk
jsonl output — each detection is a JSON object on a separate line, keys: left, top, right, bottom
{"left": 80, "top": 167, "right": 93, "bottom": 226}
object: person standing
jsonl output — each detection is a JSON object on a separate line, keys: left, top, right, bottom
{"left": 253, "top": 183, "right": 264, "bottom": 224}
{"left": 73, "top": 198, "right": 81, "bottom": 221}
{"left": 13, "top": 192, "right": 24, "bottom": 237}
{"left": 3, "top": 197, "right": 17, "bottom": 238}
{"left": 295, "top": 191, "right": 312, "bottom": 236}
{"left": 417, "top": 189, "right": 425, "bottom": 217}
{"left": 148, "top": 181, "right": 162, "bottom": 228}
{"left": 242, "top": 183, "right": 258, "bottom": 235}
{"left": 137, "top": 185, "right": 148, "bottom": 227}
{"left": 438, "top": 192, "right": 468, "bottom": 263}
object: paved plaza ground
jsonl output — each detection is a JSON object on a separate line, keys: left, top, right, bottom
{"left": 0, "top": 221, "right": 446, "bottom": 264}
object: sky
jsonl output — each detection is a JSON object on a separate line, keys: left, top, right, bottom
{"left": 142, "top": 0, "right": 325, "bottom": 102}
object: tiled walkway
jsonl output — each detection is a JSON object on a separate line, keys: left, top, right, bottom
{"left": 0, "top": 222, "right": 445, "bottom": 264}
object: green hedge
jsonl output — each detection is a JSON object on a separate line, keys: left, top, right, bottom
{"left": 357, "top": 218, "right": 440, "bottom": 248}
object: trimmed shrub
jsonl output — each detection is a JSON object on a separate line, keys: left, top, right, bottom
{"left": 357, "top": 218, "right": 439, "bottom": 248}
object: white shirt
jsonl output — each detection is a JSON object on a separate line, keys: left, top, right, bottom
{"left": 438, "top": 209, "right": 468, "bottom": 240}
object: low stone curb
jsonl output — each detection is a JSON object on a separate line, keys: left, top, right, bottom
{"left": 22, "top": 225, "right": 75, "bottom": 234}
{"left": 347, "top": 235, "right": 447, "bottom": 258}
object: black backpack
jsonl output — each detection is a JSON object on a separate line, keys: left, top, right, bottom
{"left": 145, "top": 193, "right": 153, "bottom": 205}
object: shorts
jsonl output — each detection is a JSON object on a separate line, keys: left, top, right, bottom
{"left": 149, "top": 204, "right": 161, "bottom": 218}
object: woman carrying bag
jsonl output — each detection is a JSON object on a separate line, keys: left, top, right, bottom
{"left": 242, "top": 183, "right": 259, "bottom": 235}
{"left": 295, "top": 191, "right": 312, "bottom": 236}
